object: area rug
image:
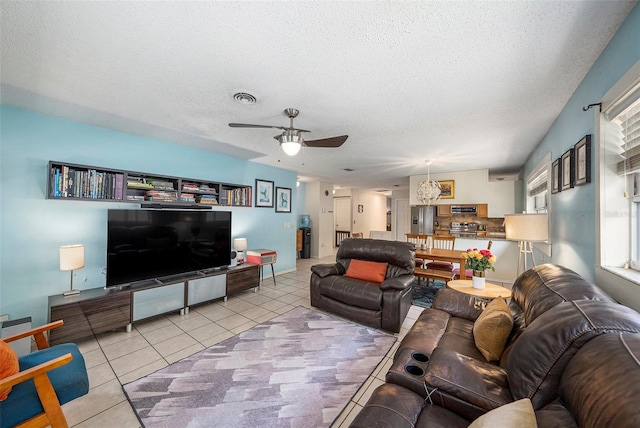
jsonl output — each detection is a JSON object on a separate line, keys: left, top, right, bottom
{"left": 123, "top": 306, "right": 396, "bottom": 428}
{"left": 412, "top": 279, "right": 446, "bottom": 309}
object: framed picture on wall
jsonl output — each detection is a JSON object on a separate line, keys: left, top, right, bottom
{"left": 275, "top": 187, "right": 292, "bottom": 213}
{"left": 255, "top": 179, "right": 274, "bottom": 207}
{"left": 439, "top": 180, "right": 455, "bottom": 199}
{"left": 561, "top": 148, "right": 575, "bottom": 191}
{"left": 574, "top": 135, "right": 592, "bottom": 185}
{"left": 552, "top": 158, "right": 561, "bottom": 194}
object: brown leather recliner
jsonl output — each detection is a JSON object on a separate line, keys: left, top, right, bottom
{"left": 310, "top": 238, "right": 415, "bottom": 333}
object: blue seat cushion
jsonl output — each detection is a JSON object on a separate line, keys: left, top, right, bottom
{"left": 0, "top": 343, "right": 89, "bottom": 428}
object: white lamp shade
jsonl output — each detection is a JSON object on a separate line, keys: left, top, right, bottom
{"left": 504, "top": 214, "right": 549, "bottom": 242}
{"left": 281, "top": 141, "right": 302, "bottom": 156}
{"left": 279, "top": 132, "right": 302, "bottom": 156}
{"left": 60, "top": 244, "right": 85, "bottom": 271}
{"left": 233, "top": 238, "right": 248, "bottom": 251}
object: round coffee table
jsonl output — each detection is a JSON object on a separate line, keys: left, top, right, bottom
{"left": 446, "top": 279, "right": 512, "bottom": 300}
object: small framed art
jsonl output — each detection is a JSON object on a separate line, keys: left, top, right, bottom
{"left": 574, "top": 135, "right": 592, "bottom": 186}
{"left": 561, "top": 148, "right": 575, "bottom": 191}
{"left": 439, "top": 180, "right": 455, "bottom": 199}
{"left": 275, "top": 187, "right": 292, "bottom": 213}
{"left": 255, "top": 179, "right": 274, "bottom": 208}
{"left": 551, "top": 158, "right": 561, "bottom": 194}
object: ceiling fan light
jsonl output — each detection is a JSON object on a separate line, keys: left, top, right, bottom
{"left": 279, "top": 133, "right": 302, "bottom": 156}
{"left": 281, "top": 141, "right": 302, "bottom": 156}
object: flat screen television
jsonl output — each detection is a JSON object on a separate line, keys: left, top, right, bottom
{"left": 106, "top": 209, "right": 232, "bottom": 287}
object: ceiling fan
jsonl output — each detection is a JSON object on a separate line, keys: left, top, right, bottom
{"left": 229, "top": 108, "right": 348, "bottom": 156}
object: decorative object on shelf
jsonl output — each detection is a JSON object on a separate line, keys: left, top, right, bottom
{"left": 574, "top": 135, "right": 592, "bottom": 185}
{"left": 275, "top": 187, "right": 292, "bottom": 213}
{"left": 416, "top": 160, "right": 441, "bottom": 205}
{"left": 561, "top": 148, "right": 575, "bottom": 190}
{"left": 233, "top": 238, "right": 248, "bottom": 265}
{"left": 551, "top": 158, "right": 561, "bottom": 194}
{"left": 59, "top": 244, "right": 84, "bottom": 296}
{"left": 460, "top": 248, "right": 496, "bottom": 290}
{"left": 504, "top": 213, "right": 549, "bottom": 275}
{"left": 255, "top": 179, "right": 274, "bottom": 207}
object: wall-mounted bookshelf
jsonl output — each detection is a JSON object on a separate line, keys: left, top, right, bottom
{"left": 47, "top": 161, "right": 252, "bottom": 207}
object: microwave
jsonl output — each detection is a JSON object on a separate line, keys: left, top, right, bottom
{"left": 450, "top": 205, "right": 477, "bottom": 214}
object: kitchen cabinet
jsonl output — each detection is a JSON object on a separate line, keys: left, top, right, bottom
{"left": 436, "top": 205, "right": 451, "bottom": 216}
{"left": 477, "top": 204, "right": 488, "bottom": 217}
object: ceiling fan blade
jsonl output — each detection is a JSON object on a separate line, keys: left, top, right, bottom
{"left": 304, "top": 135, "right": 348, "bottom": 148}
{"left": 229, "top": 123, "right": 311, "bottom": 133}
{"left": 228, "top": 123, "right": 286, "bottom": 130}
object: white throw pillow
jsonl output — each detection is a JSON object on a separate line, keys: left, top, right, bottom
{"left": 468, "top": 398, "right": 537, "bottom": 428}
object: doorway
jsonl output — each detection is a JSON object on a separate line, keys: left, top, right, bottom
{"left": 334, "top": 197, "right": 351, "bottom": 246}
{"left": 395, "top": 198, "right": 410, "bottom": 241}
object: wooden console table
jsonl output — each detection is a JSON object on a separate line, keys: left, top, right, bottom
{"left": 48, "top": 287, "right": 132, "bottom": 345}
{"left": 225, "top": 263, "right": 260, "bottom": 298}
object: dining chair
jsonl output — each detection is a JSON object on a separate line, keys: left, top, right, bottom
{"left": 425, "top": 236, "right": 457, "bottom": 272}
{"left": 406, "top": 234, "right": 430, "bottom": 284}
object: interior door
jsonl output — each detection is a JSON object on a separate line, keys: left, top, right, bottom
{"left": 395, "top": 199, "right": 410, "bottom": 241}
{"left": 334, "top": 197, "right": 352, "bottom": 232}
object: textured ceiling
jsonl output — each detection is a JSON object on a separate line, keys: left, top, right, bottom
{"left": 1, "top": 1, "right": 636, "bottom": 190}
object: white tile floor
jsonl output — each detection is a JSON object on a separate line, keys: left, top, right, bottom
{"left": 60, "top": 252, "right": 424, "bottom": 428}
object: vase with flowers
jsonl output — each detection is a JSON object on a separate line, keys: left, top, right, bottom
{"left": 460, "top": 248, "right": 497, "bottom": 289}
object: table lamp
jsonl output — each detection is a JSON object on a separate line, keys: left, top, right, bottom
{"left": 504, "top": 213, "right": 548, "bottom": 275}
{"left": 60, "top": 244, "right": 84, "bottom": 296}
{"left": 234, "top": 238, "right": 247, "bottom": 265}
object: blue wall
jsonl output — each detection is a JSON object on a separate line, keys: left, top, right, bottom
{"left": 0, "top": 106, "right": 299, "bottom": 325}
{"left": 523, "top": 4, "right": 640, "bottom": 281}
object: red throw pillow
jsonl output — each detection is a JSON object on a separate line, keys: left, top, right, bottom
{"left": 0, "top": 340, "right": 19, "bottom": 400}
{"left": 345, "top": 259, "right": 388, "bottom": 283}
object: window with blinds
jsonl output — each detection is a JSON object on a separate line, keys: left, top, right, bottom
{"left": 615, "top": 98, "right": 640, "bottom": 178}
{"left": 526, "top": 153, "right": 550, "bottom": 214}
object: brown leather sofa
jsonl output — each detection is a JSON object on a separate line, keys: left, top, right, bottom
{"left": 310, "top": 238, "right": 415, "bottom": 333}
{"left": 350, "top": 264, "right": 640, "bottom": 426}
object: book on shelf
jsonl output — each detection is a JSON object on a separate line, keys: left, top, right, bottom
{"left": 180, "top": 193, "right": 196, "bottom": 203}
{"left": 49, "top": 165, "right": 125, "bottom": 200}
{"left": 145, "top": 189, "right": 178, "bottom": 202}
{"left": 196, "top": 194, "right": 218, "bottom": 205}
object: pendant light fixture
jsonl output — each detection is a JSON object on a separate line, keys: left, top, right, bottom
{"left": 417, "top": 160, "right": 441, "bottom": 205}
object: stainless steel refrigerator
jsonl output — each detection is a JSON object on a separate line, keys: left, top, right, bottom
{"left": 411, "top": 206, "right": 435, "bottom": 234}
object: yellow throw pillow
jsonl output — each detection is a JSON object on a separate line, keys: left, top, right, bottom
{"left": 468, "top": 398, "right": 537, "bottom": 428}
{"left": 0, "top": 340, "right": 20, "bottom": 400}
{"left": 473, "top": 297, "right": 513, "bottom": 362}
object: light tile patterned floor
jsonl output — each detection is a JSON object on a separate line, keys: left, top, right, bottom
{"left": 61, "top": 253, "right": 423, "bottom": 427}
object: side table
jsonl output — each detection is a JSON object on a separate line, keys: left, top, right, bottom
{"left": 446, "top": 279, "right": 512, "bottom": 299}
{"left": 246, "top": 249, "right": 277, "bottom": 287}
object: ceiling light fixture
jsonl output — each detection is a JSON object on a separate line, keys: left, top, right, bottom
{"left": 278, "top": 130, "right": 302, "bottom": 156}
{"left": 417, "top": 160, "right": 441, "bottom": 205}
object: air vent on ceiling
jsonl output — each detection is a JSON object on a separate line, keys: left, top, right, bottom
{"left": 233, "top": 92, "right": 257, "bottom": 105}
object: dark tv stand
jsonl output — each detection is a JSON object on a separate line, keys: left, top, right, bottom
{"left": 48, "top": 263, "right": 259, "bottom": 345}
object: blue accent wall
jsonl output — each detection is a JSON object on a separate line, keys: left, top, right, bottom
{"left": 523, "top": 4, "right": 640, "bottom": 281}
{"left": 0, "top": 106, "right": 298, "bottom": 325}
